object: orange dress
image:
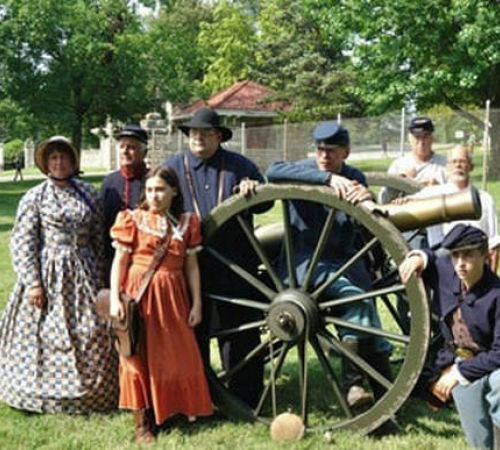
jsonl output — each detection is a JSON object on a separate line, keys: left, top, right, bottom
{"left": 110, "top": 209, "right": 212, "bottom": 423}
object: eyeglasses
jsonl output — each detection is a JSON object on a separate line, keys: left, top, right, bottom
{"left": 189, "top": 128, "right": 219, "bottom": 138}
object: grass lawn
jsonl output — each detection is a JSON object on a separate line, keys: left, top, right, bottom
{"left": 1, "top": 154, "right": 496, "bottom": 449}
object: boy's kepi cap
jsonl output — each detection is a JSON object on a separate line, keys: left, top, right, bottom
{"left": 441, "top": 224, "right": 488, "bottom": 252}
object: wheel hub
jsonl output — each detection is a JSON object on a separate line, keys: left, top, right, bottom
{"left": 267, "top": 289, "right": 319, "bottom": 341}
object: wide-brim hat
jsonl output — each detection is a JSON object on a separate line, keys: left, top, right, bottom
{"left": 35, "top": 136, "right": 80, "bottom": 175}
{"left": 179, "top": 107, "right": 233, "bottom": 142}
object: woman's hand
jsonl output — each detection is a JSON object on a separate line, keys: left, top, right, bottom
{"left": 188, "top": 303, "right": 202, "bottom": 328}
{"left": 110, "top": 297, "right": 125, "bottom": 321}
{"left": 28, "top": 285, "right": 46, "bottom": 309}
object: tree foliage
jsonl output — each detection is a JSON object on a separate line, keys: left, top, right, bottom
{"left": 197, "top": 0, "right": 256, "bottom": 94}
{"left": 0, "top": 0, "right": 150, "bottom": 148}
{"left": 253, "top": 0, "right": 365, "bottom": 121}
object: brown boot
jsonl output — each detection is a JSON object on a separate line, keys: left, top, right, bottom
{"left": 132, "top": 408, "right": 155, "bottom": 444}
{"left": 342, "top": 339, "right": 373, "bottom": 408}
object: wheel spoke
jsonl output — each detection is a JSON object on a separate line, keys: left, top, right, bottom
{"left": 281, "top": 199, "right": 297, "bottom": 288}
{"left": 204, "top": 245, "right": 277, "bottom": 300}
{"left": 301, "top": 207, "right": 336, "bottom": 292}
{"left": 219, "top": 337, "right": 273, "bottom": 383}
{"left": 319, "top": 284, "right": 406, "bottom": 310}
{"left": 379, "top": 294, "right": 410, "bottom": 334}
{"left": 207, "top": 293, "right": 270, "bottom": 311}
{"left": 310, "top": 334, "right": 352, "bottom": 418}
{"left": 298, "top": 335, "right": 309, "bottom": 424}
{"left": 321, "top": 330, "right": 393, "bottom": 391}
{"left": 210, "top": 320, "right": 266, "bottom": 338}
{"left": 254, "top": 341, "right": 291, "bottom": 416}
{"left": 236, "top": 214, "right": 284, "bottom": 291}
{"left": 324, "top": 316, "right": 410, "bottom": 344}
{"left": 312, "top": 237, "right": 379, "bottom": 300}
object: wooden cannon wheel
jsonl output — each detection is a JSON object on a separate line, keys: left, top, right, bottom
{"left": 201, "top": 184, "right": 429, "bottom": 434}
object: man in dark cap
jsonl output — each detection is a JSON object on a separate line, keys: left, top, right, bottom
{"left": 101, "top": 124, "right": 149, "bottom": 284}
{"left": 399, "top": 224, "right": 500, "bottom": 449}
{"left": 164, "top": 107, "right": 269, "bottom": 407}
{"left": 266, "top": 121, "right": 393, "bottom": 410}
{"left": 380, "top": 117, "right": 447, "bottom": 203}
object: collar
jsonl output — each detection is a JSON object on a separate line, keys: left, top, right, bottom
{"left": 188, "top": 147, "right": 223, "bottom": 170}
{"left": 120, "top": 162, "right": 148, "bottom": 180}
{"left": 452, "top": 264, "right": 492, "bottom": 305}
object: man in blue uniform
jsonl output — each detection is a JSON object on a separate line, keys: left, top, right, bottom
{"left": 165, "top": 107, "right": 269, "bottom": 407}
{"left": 101, "top": 124, "right": 149, "bottom": 284}
{"left": 266, "top": 121, "right": 392, "bottom": 408}
{"left": 400, "top": 225, "right": 500, "bottom": 449}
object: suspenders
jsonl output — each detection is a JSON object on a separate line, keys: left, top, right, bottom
{"left": 184, "top": 153, "right": 225, "bottom": 217}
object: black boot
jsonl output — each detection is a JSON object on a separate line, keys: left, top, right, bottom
{"left": 341, "top": 339, "right": 373, "bottom": 407}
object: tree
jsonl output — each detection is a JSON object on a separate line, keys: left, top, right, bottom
{"left": 142, "top": 0, "right": 212, "bottom": 107}
{"left": 253, "top": 0, "right": 365, "bottom": 121}
{"left": 313, "top": 0, "right": 500, "bottom": 173}
{"left": 0, "top": 0, "right": 151, "bottom": 148}
{"left": 197, "top": 0, "right": 257, "bottom": 94}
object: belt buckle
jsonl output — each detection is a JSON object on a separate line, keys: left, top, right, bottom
{"left": 455, "top": 348, "right": 474, "bottom": 360}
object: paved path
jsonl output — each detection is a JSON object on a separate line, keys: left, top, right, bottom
{"left": 0, "top": 171, "right": 107, "bottom": 183}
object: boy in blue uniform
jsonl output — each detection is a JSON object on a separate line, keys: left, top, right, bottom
{"left": 400, "top": 224, "right": 500, "bottom": 449}
{"left": 266, "top": 121, "right": 392, "bottom": 408}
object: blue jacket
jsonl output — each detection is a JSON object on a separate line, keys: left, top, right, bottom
{"left": 266, "top": 158, "right": 372, "bottom": 290}
{"left": 423, "top": 249, "right": 500, "bottom": 382}
{"left": 165, "top": 148, "right": 269, "bottom": 293}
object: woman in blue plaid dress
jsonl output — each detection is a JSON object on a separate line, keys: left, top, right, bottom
{"left": 0, "top": 137, "right": 118, "bottom": 413}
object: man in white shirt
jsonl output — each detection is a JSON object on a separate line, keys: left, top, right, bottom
{"left": 380, "top": 117, "right": 447, "bottom": 204}
{"left": 403, "top": 145, "right": 500, "bottom": 271}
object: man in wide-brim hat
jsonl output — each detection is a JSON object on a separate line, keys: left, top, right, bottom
{"left": 164, "top": 107, "right": 270, "bottom": 407}
{"left": 34, "top": 136, "right": 80, "bottom": 177}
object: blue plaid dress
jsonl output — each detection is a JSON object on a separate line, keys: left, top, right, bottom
{"left": 0, "top": 178, "right": 118, "bottom": 413}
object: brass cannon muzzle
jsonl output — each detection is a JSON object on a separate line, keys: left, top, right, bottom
{"left": 370, "top": 186, "right": 482, "bottom": 231}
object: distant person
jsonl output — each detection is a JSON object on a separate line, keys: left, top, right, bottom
{"left": 13, "top": 156, "right": 23, "bottom": 181}
{"left": 467, "top": 133, "right": 477, "bottom": 155}
{"left": 0, "top": 136, "right": 118, "bottom": 414}
{"left": 100, "top": 124, "right": 149, "bottom": 284}
{"left": 380, "top": 117, "right": 447, "bottom": 204}
{"left": 399, "top": 225, "right": 500, "bottom": 449}
{"left": 109, "top": 166, "right": 212, "bottom": 443}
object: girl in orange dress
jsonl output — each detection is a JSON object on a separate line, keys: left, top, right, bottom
{"left": 109, "top": 166, "right": 212, "bottom": 443}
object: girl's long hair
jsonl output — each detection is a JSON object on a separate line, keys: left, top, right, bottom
{"left": 139, "top": 166, "right": 184, "bottom": 220}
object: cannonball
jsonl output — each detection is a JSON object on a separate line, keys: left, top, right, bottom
{"left": 270, "top": 412, "right": 305, "bottom": 442}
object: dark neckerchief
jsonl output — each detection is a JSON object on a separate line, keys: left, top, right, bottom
{"left": 119, "top": 162, "right": 148, "bottom": 209}
{"left": 184, "top": 151, "right": 225, "bottom": 218}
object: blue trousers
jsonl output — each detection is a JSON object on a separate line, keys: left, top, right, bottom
{"left": 452, "top": 368, "right": 500, "bottom": 449}
{"left": 326, "top": 277, "right": 391, "bottom": 354}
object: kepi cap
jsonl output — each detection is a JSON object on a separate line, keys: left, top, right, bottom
{"left": 312, "top": 121, "right": 350, "bottom": 154}
{"left": 441, "top": 224, "right": 488, "bottom": 252}
{"left": 409, "top": 117, "right": 434, "bottom": 136}
{"left": 117, "top": 124, "right": 148, "bottom": 144}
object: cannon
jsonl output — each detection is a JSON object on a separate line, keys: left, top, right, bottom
{"left": 200, "top": 181, "right": 481, "bottom": 435}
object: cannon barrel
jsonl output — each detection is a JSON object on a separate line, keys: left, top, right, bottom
{"left": 255, "top": 186, "right": 482, "bottom": 251}
{"left": 368, "top": 186, "right": 482, "bottom": 231}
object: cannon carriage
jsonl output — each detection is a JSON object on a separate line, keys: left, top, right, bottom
{"left": 200, "top": 177, "right": 480, "bottom": 435}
